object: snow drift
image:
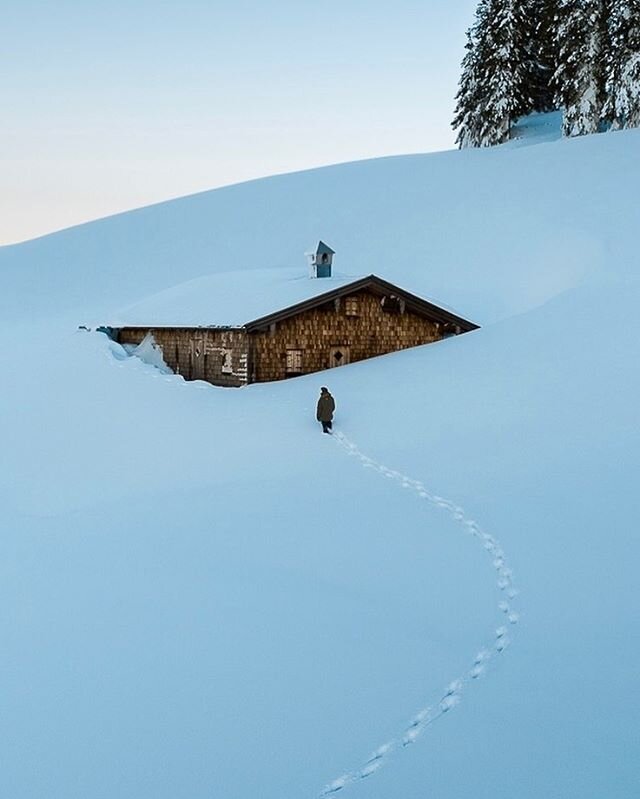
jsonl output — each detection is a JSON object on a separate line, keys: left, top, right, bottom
{"left": 1, "top": 114, "right": 638, "bottom": 799}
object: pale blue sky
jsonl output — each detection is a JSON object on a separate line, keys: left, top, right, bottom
{"left": 2, "top": 1, "right": 476, "bottom": 244}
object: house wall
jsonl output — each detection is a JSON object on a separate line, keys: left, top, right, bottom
{"left": 249, "top": 289, "right": 444, "bottom": 383}
{"left": 117, "top": 327, "right": 250, "bottom": 387}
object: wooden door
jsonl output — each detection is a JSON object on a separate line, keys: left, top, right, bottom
{"left": 329, "top": 346, "right": 350, "bottom": 368}
{"left": 190, "top": 337, "right": 206, "bottom": 380}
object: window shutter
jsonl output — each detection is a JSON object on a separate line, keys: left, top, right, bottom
{"left": 286, "top": 349, "right": 303, "bottom": 373}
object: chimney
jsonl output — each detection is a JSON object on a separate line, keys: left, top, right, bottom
{"left": 306, "top": 241, "right": 335, "bottom": 278}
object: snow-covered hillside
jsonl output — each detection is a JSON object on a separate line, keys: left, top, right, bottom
{"left": 1, "top": 115, "right": 639, "bottom": 799}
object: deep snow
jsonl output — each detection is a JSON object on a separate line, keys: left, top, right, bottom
{"left": 1, "top": 114, "right": 639, "bottom": 798}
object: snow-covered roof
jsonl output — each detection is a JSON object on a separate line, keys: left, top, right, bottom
{"left": 315, "top": 241, "right": 335, "bottom": 255}
{"left": 111, "top": 269, "right": 367, "bottom": 328}
{"left": 109, "top": 268, "right": 479, "bottom": 332}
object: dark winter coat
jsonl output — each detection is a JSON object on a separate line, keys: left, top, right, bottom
{"left": 316, "top": 391, "right": 335, "bottom": 423}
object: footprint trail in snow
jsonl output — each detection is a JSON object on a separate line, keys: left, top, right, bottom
{"left": 318, "top": 432, "right": 520, "bottom": 796}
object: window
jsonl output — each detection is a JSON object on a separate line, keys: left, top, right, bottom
{"left": 221, "top": 349, "right": 233, "bottom": 374}
{"left": 286, "top": 349, "right": 303, "bottom": 374}
{"left": 381, "top": 295, "right": 401, "bottom": 314}
{"left": 345, "top": 297, "right": 359, "bottom": 317}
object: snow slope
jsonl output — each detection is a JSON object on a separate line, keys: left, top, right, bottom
{"left": 1, "top": 115, "right": 639, "bottom": 799}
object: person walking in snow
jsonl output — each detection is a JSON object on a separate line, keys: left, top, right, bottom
{"left": 316, "top": 387, "right": 335, "bottom": 434}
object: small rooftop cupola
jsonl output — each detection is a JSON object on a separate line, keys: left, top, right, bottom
{"left": 307, "top": 241, "right": 335, "bottom": 278}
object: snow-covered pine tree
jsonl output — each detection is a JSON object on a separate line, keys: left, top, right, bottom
{"left": 452, "top": 0, "right": 537, "bottom": 147}
{"left": 554, "top": 0, "right": 609, "bottom": 136}
{"left": 529, "top": 0, "right": 560, "bottom": 112}
{"left": 479, "top": 0, "right": 539, "bottom": 144}
{"left": 452, "top": 27, "right": 484, "bottom": 147}
{"left": 604, "top": 0, "right": 640, "bottom": 129}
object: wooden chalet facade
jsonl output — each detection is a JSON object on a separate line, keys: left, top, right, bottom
{"left": 113, "top": 261, "right": 479, "bottom": 387}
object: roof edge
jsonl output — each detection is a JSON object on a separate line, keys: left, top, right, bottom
{"left": 108, "top": 324, "right": 244, "bottom": 331}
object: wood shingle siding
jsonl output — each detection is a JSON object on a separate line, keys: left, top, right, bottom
{"left": 249, "top": 289, "right": 442, "bottom": 382}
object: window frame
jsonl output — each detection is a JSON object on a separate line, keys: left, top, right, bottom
{"left": 345, "top": 297, "right": 359, "bottom": 317}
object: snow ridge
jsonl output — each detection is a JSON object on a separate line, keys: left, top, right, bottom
{"left": 319, "top": 432, "right": 520, "bottom": 796}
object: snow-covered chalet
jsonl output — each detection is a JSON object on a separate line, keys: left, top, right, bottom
{"left": 109, "top": 242, "right": 479, "bottom": 387}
